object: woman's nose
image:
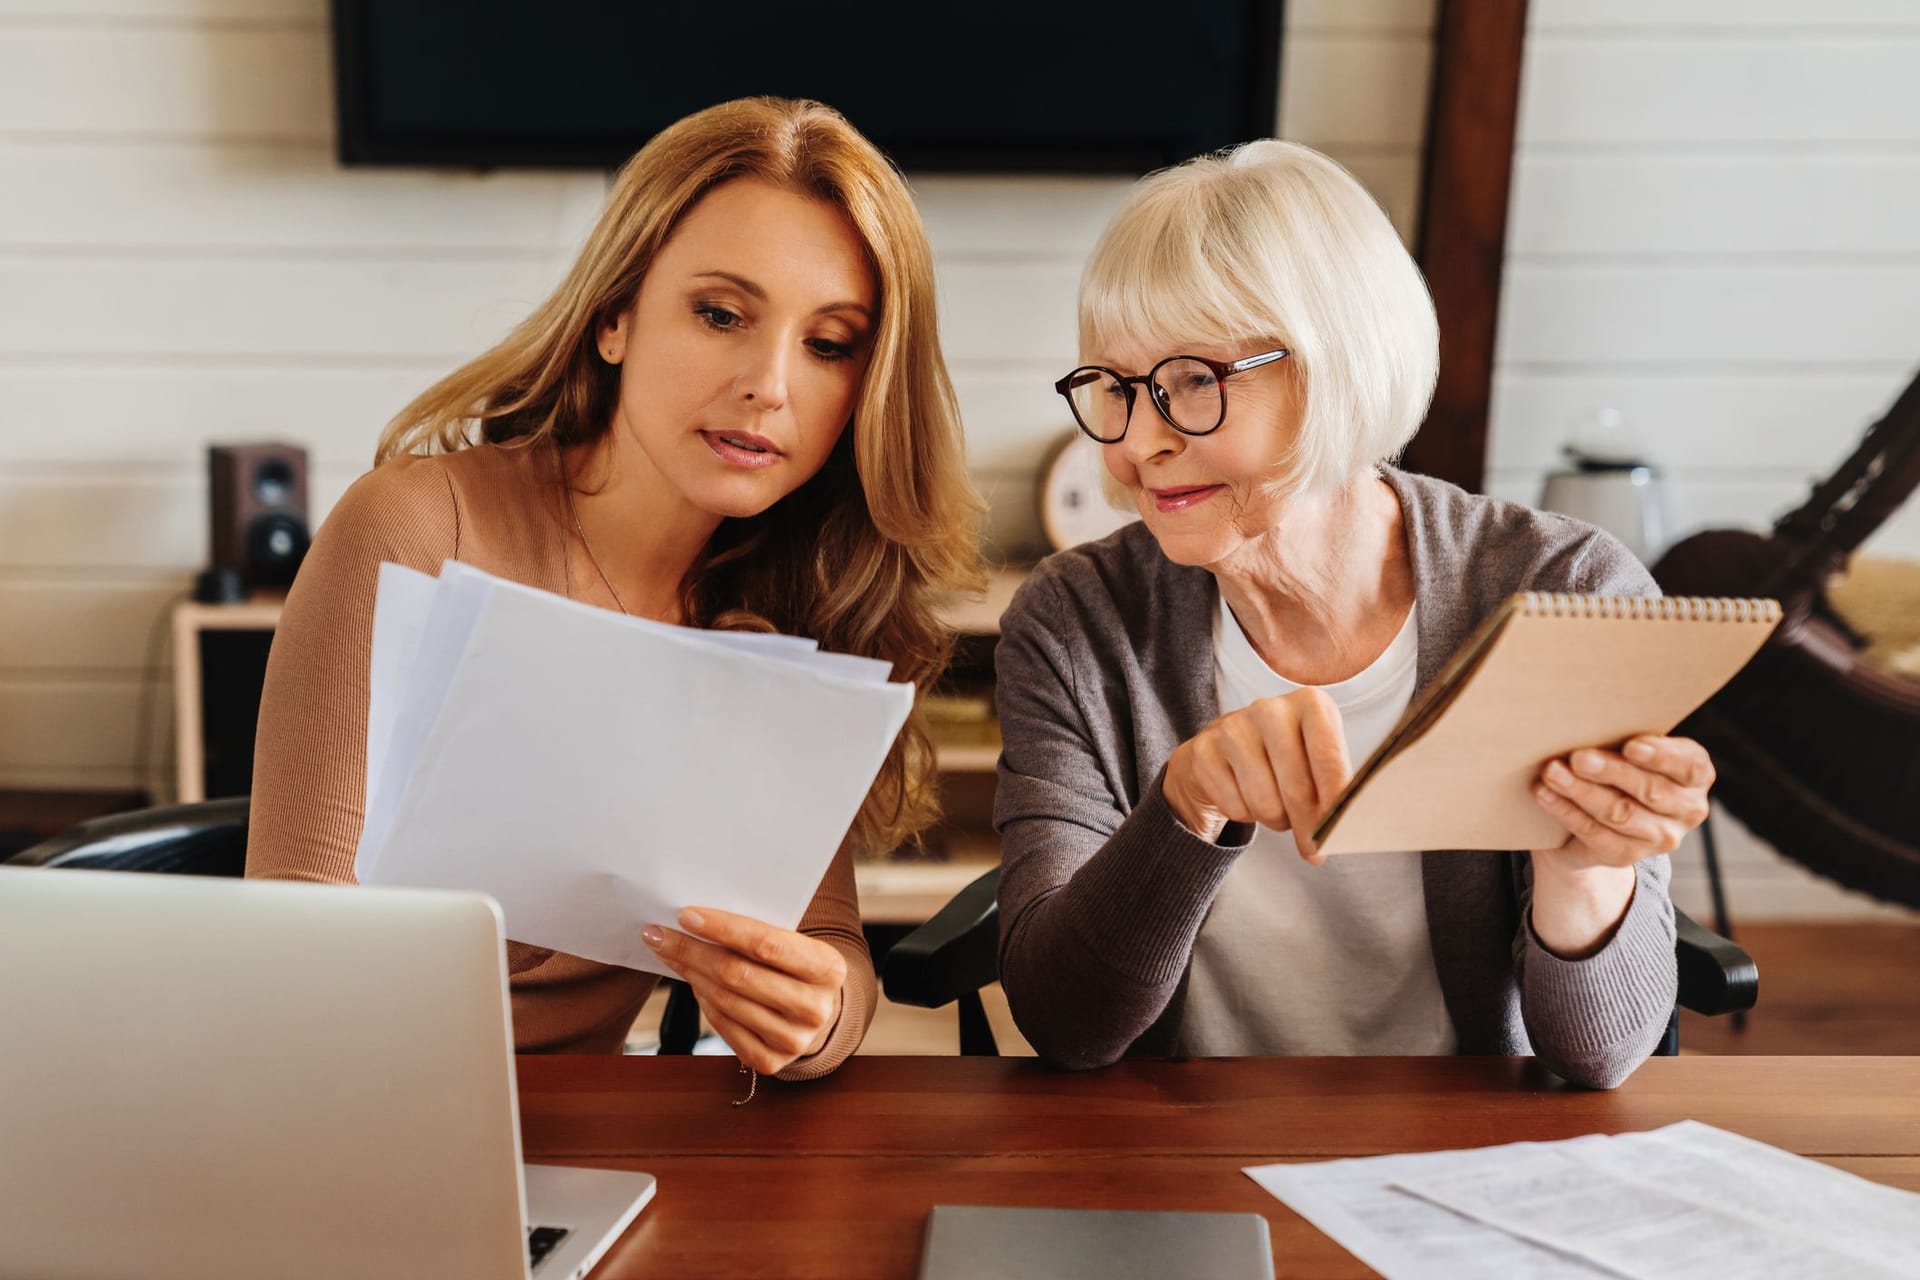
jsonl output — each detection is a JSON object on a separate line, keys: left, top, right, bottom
{"left": 736, "top": 336, "right": 790, "bottom": 410}
{"left": 1117, "top": 389, "right": 1180, "bottom": 462}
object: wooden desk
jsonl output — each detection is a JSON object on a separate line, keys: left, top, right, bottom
{"left": 517, "top": 1055, "right": 1920, "bottom": 1279}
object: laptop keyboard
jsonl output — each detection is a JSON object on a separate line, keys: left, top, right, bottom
{"left": 528, "top": 1225, "right": 571, "bottom": 1270}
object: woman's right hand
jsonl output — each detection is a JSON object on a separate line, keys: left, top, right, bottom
{"left": 1161, "top": 688, "right": 1353, "bottom": 860}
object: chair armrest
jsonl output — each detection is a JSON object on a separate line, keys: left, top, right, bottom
{"left": 5, "top": 798, "right": 251, "bottom": 877}
{"left": 1674, "top": 908, "right": 1759, "bottom": 1016}
{"left": 881, "top": 868, "right": 1001, "bottom": 1009}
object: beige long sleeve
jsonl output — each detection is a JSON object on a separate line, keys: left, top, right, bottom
{"left": 246, "top": 444, "right": 876, "bottom": 1069}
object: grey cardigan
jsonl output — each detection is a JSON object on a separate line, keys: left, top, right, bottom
{"left": 992, "top": 468, "right": 1678, "bottom": 1088}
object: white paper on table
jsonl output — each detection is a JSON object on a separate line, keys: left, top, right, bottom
{"left": 353, "top": 560, "right": 913, "bottom": 975}
{"left": 1389, "top": 1121, "right": 1920, "bottom": 1280}
{"left": 1245, "top": 1148, "right": 1617, "bottom": 1280}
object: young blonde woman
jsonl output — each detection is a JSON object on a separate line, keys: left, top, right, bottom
{"left": 247, "top": 98, "right": 982, "bottom": 1078}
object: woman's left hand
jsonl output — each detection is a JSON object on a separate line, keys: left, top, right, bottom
{"left": 1527, "top": 735, "right": 1714, "bottom": 957}
{"left": 1532, "top": 734, "right": 1716, "bottom": 870}
{"left": 643, "top": 907, "right": 847, "bottom": 1075}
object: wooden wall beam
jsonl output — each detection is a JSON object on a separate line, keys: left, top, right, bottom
{"left": 1402, "top": 0, "right": 1531, "bottom": 493}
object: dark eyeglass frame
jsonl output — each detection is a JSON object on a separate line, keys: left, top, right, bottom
{"left": 1053, "top": 347, "right": 1292, "bottom": 443}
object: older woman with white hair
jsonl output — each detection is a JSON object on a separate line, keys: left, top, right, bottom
{"left": 994, "top": 141, "right": 1713, "bottom": 1088}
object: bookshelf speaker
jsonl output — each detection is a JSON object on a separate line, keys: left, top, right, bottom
{"left": 207, "top": 443, "right": 310, "bottom": 590}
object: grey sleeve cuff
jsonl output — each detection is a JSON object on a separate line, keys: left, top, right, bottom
{"left": 1520, "top": 859, "right": 1678, "bottom": 1088}
{"left": 1046, "top": 766, "right": 1252, "bottom": 989}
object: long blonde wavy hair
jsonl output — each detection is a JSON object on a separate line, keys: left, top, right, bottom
{"left": 376, "top": 97, "right": 984, "bottom": 855}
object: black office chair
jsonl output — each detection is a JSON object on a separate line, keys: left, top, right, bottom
{"left": 4, "top": 799, "right": 707, "bottom": 1054}
{"left": 883, "top": 867, "right": 1759, "bottom": 1058}
{"left": 6, "top": 797, "right": 252, "bottom": 874}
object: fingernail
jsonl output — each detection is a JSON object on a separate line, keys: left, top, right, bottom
{"left": 642, "top": 926, "right": 664, "bottom": 949}
{"left": 1545, "top": 762, "right": 1572, "bottom": 787}
{"left": 678, "top": 908, "right": 705, "bottom": 931}
{"left": 1626, "top": 740, "right": 1655, "bottom": 763}
{"left": 1574, "top": 750, "right": 1605, "bottom": 775}
{"left": 1536, "top": 786, "right": 1559, "bottom": 807}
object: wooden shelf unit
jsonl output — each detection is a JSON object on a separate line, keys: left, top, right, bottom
{"left": 171, "top": 595, "right": 286, "bottom": 805}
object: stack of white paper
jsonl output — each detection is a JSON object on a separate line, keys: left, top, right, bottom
{"left": 1246, "top": 1121, "right": 1920, "bottom": 1279}
{"left": 353, "top": 560, "right": 914, "bottom": 977}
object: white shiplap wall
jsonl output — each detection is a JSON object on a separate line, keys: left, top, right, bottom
{"left": 1494, "top": 0, "right": 1920, "bottom": 555}
{"left": 0, "top": 0, "right": 1436, "bottom": 795}
{"left": 1494, "top": 0, "right": 1920, "bottom": 922}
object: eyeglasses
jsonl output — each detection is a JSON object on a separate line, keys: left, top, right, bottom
{"left": 1053, "top": 348, "right": 1291, "bottom": 444}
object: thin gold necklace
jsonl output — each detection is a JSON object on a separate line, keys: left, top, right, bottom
{"left": 558, "top": 443, "right": 630, "bottom": 616}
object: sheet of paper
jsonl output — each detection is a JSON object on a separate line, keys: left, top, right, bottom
{"left": 358, "top": 562, "right": 493, "bottom": 879}
{"left": 355, "top": 561, "right": 870, "bottom": 879}
{"left": 1629, "top": 1122, "right": 1920, "bottom": 1264}
{"left": 1245, "top": 1149, "right": 1615, "bottom": 1279}
{"left": 1390, "top": 1122, "right": 1920, "bottom": 1280}
{"left": 365, "top": 562, "right": 438, "bottom": 794}
{"left": 354, "top": 561, "right": 914, "bottom": 975}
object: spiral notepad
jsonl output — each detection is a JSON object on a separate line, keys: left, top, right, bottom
{"left": 1310, "top": 593, "right": 1782, "bottom": 856}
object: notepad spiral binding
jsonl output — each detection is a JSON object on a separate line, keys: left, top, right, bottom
{"left": 1519, "top": 593, "right": 1782, "bottom": 623}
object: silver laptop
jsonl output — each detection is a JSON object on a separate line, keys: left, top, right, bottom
{"left": 0, "top": 868, "right": 655, "bottom": 1280}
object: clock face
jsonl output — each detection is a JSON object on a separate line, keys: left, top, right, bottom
{"left": 1038, "top": 431, "right": 1141, "bottom": 553}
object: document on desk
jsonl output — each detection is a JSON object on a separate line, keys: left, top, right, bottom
{"left": 1248, "top": 1121, "right": 1920, "bottom": 1280}
{"left": 1245, "top": 1149, "right": 1614, "bottom": 1280}
{"left": 353, "top": 561, "right": 913, "bottom": 976}
{"left": 1390, "top": 1121, "right": 1920, "bottom": 1279}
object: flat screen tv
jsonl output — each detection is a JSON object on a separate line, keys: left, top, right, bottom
{"left": 331, "top": 2, "right": 1284, "bottom": 172}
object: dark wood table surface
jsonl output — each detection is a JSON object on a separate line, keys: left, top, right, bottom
{"left": 516, "top": 1055, "right": 1920, "bottom": 1279}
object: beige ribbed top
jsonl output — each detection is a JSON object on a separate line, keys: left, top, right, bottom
{"left": 244, "top": 441, "right": 875, "bottom": 1074}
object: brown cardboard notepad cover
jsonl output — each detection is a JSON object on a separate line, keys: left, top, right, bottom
{"left": 1310, "top": 594, "right": 1781, "bottom": 856}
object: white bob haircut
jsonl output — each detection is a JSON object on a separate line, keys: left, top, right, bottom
{"left": 1078, "top": 139, "right": 1439, "bottom": 499}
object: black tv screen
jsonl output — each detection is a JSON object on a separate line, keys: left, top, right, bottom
{"left": 331, "top": 2, "right": 1284, "bottom": 172}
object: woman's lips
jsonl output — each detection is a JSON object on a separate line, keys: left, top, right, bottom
{"left": 700, "top": 430, "right": 784, "bottom": 469}
{"left": 1149, "top": 484, "right": 1225, "bottom": 513}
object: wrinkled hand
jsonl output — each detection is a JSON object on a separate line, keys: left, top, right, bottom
{"left": 643, "top": 907, "right": 847, "bottom": 1075}
{"left": 1161, "top": 688, "right": 1353, "bottom": 860}
{"left": 1532, "top": 735, "right": 1715, "bottom": 870}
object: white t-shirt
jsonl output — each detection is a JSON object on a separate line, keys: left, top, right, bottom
{"left": 1172, "top": 594, "right": 1458, "bottom": 1057}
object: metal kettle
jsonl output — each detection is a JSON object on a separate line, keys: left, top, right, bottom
{"left": 1538, "top": 443, "right": 1670, "bottom": 565}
